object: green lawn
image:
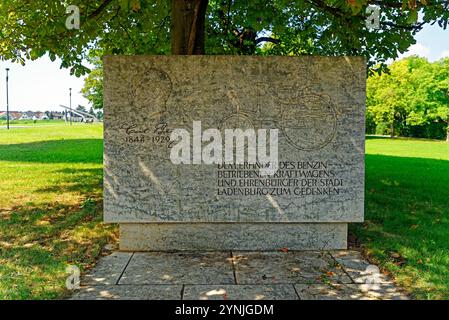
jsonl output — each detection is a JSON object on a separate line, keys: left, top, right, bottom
{"left": 0, "top": 124, "right": 448, "bottom": 299}
{"left": 353, "top": 136, "right": 449, "bottom": 299}
{"left": 1, "top": 119, "right": 67, "bottom": 126}
{"left": 0, "top": 123, "right": 117, "bottom": 299}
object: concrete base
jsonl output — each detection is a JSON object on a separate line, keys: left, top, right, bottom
{"left": 119, "top": 223, "right": 347, "bottom": 251}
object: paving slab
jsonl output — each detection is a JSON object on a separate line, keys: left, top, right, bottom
{"left": 81, "top": 252, "right": 132, "bottom": 286}
{"left": 232, "top": 251, "right": 352, "bottom": 285}
{"left": 70, "top": 250, "right": 408, "bottom": 300}
{"left": 294, "top": 283, "right": 408, "bottom": 300}
{"left": 330, "top": 250, "right": 391, "bottom": 284}
{"left": 294, "top": 283, "right": 373, "bottom": 300}
{"left": 70, "top": 285, "right": 182, "bottom": 300}
{"left": 119, "top": 252, "right": 235, "bottom": 285}
{"left": 183, "top": 285, "right": 298, "bottom": 300}
{"left": 357, "top": 283, "right": 408, "bottom": 300}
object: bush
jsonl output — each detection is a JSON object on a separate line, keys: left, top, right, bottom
{"left": 375, "top": 123, "right": 390, "bottom": 135}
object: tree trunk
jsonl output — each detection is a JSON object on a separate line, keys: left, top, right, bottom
{"left": 171, "top": 0, "right": 209, "bottom": 55}
{"left": 446, "top": 127, "right": 449, "bottom": 142}
{"left": 390, "top": 121, "right": 394, "bottom": 138}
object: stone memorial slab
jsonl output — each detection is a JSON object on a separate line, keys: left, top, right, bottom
{"left": 103, "top": 55, "right": 365, "bottom": 250}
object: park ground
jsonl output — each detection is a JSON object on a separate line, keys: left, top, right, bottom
{"left": 0, "top": 122, "right": 448, "bottom": 299}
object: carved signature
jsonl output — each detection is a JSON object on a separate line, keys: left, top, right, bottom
{"left": 153, "top": 122, "right": 172, "bottom": 136}
{"left": 120, "top": 122, "right": 173, "bottom": 147}
{"left": 120, "top": 122, "right": 172, "bottom": 136}
{"left": 120, "top": 123, "right": 151, "bottom": 135}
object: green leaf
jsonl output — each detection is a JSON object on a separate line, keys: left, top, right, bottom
{"left": 408, "top": 10, "right": 418, "bottom": 24}
{"left": 120, "top": 0, "right": 129, "bottom": 12}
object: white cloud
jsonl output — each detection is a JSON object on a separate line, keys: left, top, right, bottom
{"left": 439, "top": 50, "right": 449, "bottom": 59}
{"left": 401, "top": 43, "right": 431, "bottom": 59}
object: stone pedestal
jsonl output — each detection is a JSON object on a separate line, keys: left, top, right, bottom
{"left": 119, "top": 223, "right": 347, "bottom": 251}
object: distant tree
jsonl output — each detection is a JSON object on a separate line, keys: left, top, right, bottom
{"left": 428, "top": 58, "right": 449, "bottom": 141}
{"left": 81, "top": 54, "right": 103, "bottom": 110}
{"left": 433, "top": 107, "right": 449, "bottom": 141}
{"left": 76, "top": 105, "right": 87, "bottom": 113}
{"left": 367, "top": 56, "right": 449, "bottom": 140}
{"left": 96, "top": 110, "right": 104, "bottom": 120}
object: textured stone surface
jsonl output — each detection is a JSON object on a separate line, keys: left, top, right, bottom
{"left": 183, "top": 285, "right": 298, "bottom": 300}
{"left": 119, "top": 252, "right": 235, "bottom": 285}
{"left": 81, "top": 252, "right": 132, "bottom": 286}
{"left": 294, "top": 283, "right": 408, "bottom": 300}
{"left": 103, "top": 56, "right": 365, "bottom": 224}
{"left": 357, "top": 283, "right": 408, "bottom": 300}
{"left": 294, "top": 283, "right": 373, "bottom": 300}
{"left": 119, "top": 223, "right": 347, "bottom": 251}
{"left": 331, "top": 250, "right": 390, "bottom": 283}
{"left": 69, "top": 250, "right": 408, "bottom": 300}
{"left": 329, "top": 250, "right": 408, "bottom": 300}
{"left": 70, "top": 285, "right": 181, "bottom": 300}
{"left": 233, "top": 251, "right": 352, "bottom": 284}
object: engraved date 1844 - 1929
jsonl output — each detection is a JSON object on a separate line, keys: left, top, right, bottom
{"left": 120, "top": 122, "right": 173, "bottom": 147}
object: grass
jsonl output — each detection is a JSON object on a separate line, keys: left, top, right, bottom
{"left": 0, "top": 123, "right": 117, "bottom": 299}
{"left": 0, "top": 123, "right": 448, "bottom": 299}
{"left": 352, "top": 136, "right": 449, "bottom": 299}
{"left": 1, "top": 119, "right": 67, "bottom": 126}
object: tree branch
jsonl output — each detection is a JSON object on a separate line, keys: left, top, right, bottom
{"left": 87, "top": 0, "right": 114, "bottom": 21}
{"left": 383, "top": 20, "right": 426, "bottom": 30}
{"left": 187, "top": 0, "right": 202, "bottom": 54}
{"left": 255, "top": 37, "right": 280, "bottom": 45}
{"left": 307, "top": 0, "right": 346, "bottom": 18}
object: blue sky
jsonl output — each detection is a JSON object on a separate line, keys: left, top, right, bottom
{"left": 0, "top": 22, "right": 448, "bottom": 112}
{"left": 399, "top": 22, "right": 449, "bottom": 61}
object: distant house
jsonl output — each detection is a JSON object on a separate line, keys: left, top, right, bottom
{"left": 20, "top": 111, "right": 35, "bottom": 120}
{"left": 1, "top": 111, "right": 23, "bottom": 120}
{"left": 0, "top": 110, "right": 69, "bottom": 121}
{"left": 33, "top": 112, "right": 48, "bottom": 120}
{"left": 67, "top": 111, "right": 84, "bottom": 122}
{"left": 50, "top": 111, "right": 64, "bottom": 120}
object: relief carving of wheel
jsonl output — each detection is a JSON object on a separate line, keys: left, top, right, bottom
{"left": 280, "top": 94, "right": 337, "bottom": 151}
{"left": 219, "top": 112, "right": 255, "bottom": 131}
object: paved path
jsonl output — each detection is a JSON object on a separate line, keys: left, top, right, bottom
{"left": 70, "top": 250, "right": 408, "bottom": 300}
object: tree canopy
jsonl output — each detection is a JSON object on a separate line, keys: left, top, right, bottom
{"left": 367, "top": 56, "right": 449, "bottom": 140}
{"left": 1, "top": 0, "right": 449, "bottom": 76}
{"left": 2, "top": 0, "right": 449, "bottom": 137}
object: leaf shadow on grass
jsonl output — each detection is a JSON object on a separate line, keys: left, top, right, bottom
{"left": 0, "top": 139, "right": 103, "bottom": 164}
{"left": 352, "top": 154, "right": 449, "bottom": 299}
{"left": 0, "top": 138, "right": 117, "bottom": 299}
{"left": 34, "top": 168, "right": 104, "bottom": 196}
{"left": 0, "top": 199, "right": 116, "bottom": 299}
